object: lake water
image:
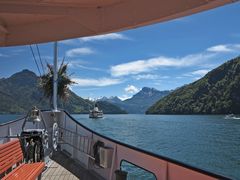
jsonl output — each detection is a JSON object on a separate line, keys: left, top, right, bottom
{"left": 1, "top": 114, "right": 240, "bottom": 179}
{"left": 72, "top": 114, "right": 240, "bottom": 179}
{"left": 0, "top": 114, "right": 23, "bottom": 124}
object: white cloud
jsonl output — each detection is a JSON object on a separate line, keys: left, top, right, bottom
{"left": 11, "top": 49, "right": 25, "bottom": 55}
{"left": 67, "top": 60, "right": 105, "bottom": 72}
{"left": 110, "top": 53, "right": 214, "bottom": 77}
{"left": 124, "top": 85, "right": 140, "bottom": 94}
{"left": 0, "top": 48, "right": 25, "bottom": 58}
{"left": 72, "top": 77, "right": 122, "bottom": 87}
{"left": 60, "top": 39, "right": 76, "bottom": 45}
{"left": 134, "top": 74, "right": 170, "bottom": 80}
{"left": 176, "top": 69, "right": 209, "bottom": 80}
{"left": 134, "top": 74, "right": 159, "bottom": 80}
{"left": 79, "top": 33, "right": 128, "bottom": 42}
{"left": 172, "top": 16, "right": 192, "bottom": 23}
{"left": 66, "top": 48, "right": 94, "bottom": 57}
{"left": 207, "top": 44, "right": 240, "bottom": 53}
{"left": 74, "top": 65, "right": 104, "bottom": 72}
{"left": 193, "top": 76, "right": 202, "bottom": 80}
{"left": 207, "top": 45, "right": 233, "bottom": 53}
{"left": 67, "top": 60, "right": 88, "bottom": 67}
{"left": 190, "top": 69, "right": 209, "bottom": 76}
{"left": 110, "top": 43, "right": 240, "bottom": 77}
{"left": 160, "top": 75, "right": 170, "bottom": 79}
{"left": 176, "top": 76, "right": 184, "bottom": 79}
{"left": 60, "top": 33, "right": 128, "bottom": 45}
{"left": 0, "top": 53, "right": 8, "bottom": 57}
{"left": 118, "top": 95, "right": 132, "bottom": 101}
{"left": 183, "top": 69, "right": 210, "bottom": 80}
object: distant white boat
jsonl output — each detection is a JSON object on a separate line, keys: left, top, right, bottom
{"left": 89, "top": 104, "right": 103, "bottom": 118}
{"left": 233, "top": 116, "right": 240, "bottom": 120}
{"left": 225, "top": 114, "right": 240, "bottom": 120}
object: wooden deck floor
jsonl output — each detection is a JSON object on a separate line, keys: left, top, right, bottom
{"left": 42, "top": 160, "right": 78, "bottom": 180}
{"left": 42, "top": 151, "right": 103, "bottom": 180}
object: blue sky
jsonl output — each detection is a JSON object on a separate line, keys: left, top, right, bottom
{"left": 0, "top": 2, "right": 240, "bottom": 100}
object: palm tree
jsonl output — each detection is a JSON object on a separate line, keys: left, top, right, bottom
{"left": 40, "top": 60, "right": 75, "bottom": 106}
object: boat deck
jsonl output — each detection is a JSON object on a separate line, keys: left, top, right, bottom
{"left": 42, "top": 151, "right": 103, "bottom": 180}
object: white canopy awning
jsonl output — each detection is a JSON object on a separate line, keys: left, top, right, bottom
{"left": 0, "top": 0, "right": 238, "bottom": 47}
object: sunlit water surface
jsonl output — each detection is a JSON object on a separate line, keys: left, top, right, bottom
{"left": 73, "top": 114, "right": 240, "bottom": 179}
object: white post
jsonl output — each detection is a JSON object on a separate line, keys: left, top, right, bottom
{"left": 53, "top": 41, "right": 58, "bottom": 111}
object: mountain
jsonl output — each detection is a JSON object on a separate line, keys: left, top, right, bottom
{"left": 147, "top": 56, "right": 240, "bottom": 114}
{"left": 100, "top": 88, "right": 170, "bottom": 114}
{"left": 100, "top": 96, "right": 123, "bottom": 104}
{"left": 0, "top": 70, "right": 125, "bottom": 114}
{"left": 96, "top": 101, "right": 127, "bottom": 114}
{"left": 97, "top": 96, "right": 127, "bottom": 113}
{"left": 123, "top": 87, "right": 170, "bottom": 113}
{"left": 0, "top": 70, "right": 49, "bottom": 114}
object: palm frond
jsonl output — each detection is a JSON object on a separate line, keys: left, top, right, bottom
{"left": 39, "top": 59, "right": 75, "bottom": 106}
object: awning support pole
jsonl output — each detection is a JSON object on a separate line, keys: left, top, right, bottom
{"left": 53, "top": 41, "right": 58, "bottom": 111}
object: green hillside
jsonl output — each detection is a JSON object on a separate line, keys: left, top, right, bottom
{"left": 96, "top": 101, "right": 127, "bottom": 114}
{"left": 146, "top": 56, "right": 240, "bottom": 114}
{"left": 0, "top": 70, "right": 124, "bottom": 114}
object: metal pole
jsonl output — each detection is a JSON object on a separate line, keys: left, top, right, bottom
{"left": 53, "top": 41, "right": 58, "bottom": 111}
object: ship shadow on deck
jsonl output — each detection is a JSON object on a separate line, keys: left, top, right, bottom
{"left": 42, "top": 151, "right": 104, "bottom": 180}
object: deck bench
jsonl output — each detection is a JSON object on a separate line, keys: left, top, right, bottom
{"left": 0, "top": 139, "right": 45, "bottom": 180}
